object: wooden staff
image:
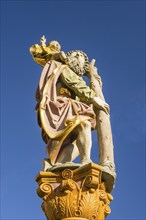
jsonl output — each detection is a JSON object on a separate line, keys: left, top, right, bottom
{"left": 87, "top": 59, "right": 115, "bottom": 167}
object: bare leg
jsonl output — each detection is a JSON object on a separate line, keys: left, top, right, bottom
{"left": 56, "top": 140, "right": 79, "bottom": 163}
{"left": 76, "top": 120, "right": 92, "bottom": 164}
{"left": 43, "top": 120, "right": 92, "bottom": 170}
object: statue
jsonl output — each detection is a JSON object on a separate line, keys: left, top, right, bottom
{"left": 31, "top": 36, "right": 116, "bottom": 220}
{"left": 30, "top": 36, "right": 116, "bottom": 180}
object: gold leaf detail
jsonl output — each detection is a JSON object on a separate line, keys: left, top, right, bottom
{"left": 107, "top": 193, "right": 113, "bottom": 201}
{"left": 60, "top": 179, "right": 76, "bottom": 193}
{"left": 40, "top": 183, "right": 52, "bottom": 194}
{"left": 99, "top": 190, "right": 107, "bottom": 201}
{"left": 62, "top": 169, "right": 73, "bottom": 179}
{"left": 84, "top": 175, "right": 98, "bottom": 189}
{"left": 37, "top": 183, "right": 53, "bottom": 198}
{"left": 104, "top": 205, "right": 111, "bottom": 216}
{"left": 74, "top": 209, "right": 82, "bottom": 217}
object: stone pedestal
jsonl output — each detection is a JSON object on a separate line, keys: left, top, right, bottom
{"left": 36, "top": 163, "right": 114, "bottom": 220}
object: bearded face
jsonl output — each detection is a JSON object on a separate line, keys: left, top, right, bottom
{"left": 67, "top": 51, "right": 86, "bottom": 76}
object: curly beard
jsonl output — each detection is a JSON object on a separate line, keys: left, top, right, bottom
{"left": 67, "top": 58, "right": 85, "bottom": 76}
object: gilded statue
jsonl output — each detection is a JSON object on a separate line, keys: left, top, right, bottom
{"left": 30, "top": 36, "right": 116, "bottom": 180}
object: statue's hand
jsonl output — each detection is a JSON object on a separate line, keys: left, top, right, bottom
{"left": 59, "top": 51, "right": 68, "bottom": 63}
{"left": 93, "top": 96, "right": 110, "bottom": 114}
{"left": 40, "top": 35, "right": 46, "bottom": 46}
{"left": 88, "top": 59, "right": 98, "bottom": 76}
{"left": 60, "top": 51, "right": 67, "bottom": 60}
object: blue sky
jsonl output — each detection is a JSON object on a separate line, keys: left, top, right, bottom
{"left": 1, "top": 0, "right": 145, "bottom": 219}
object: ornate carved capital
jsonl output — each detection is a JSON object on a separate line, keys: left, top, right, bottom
{"left": 36, "top": 163, "right": 113, "bottom": 220}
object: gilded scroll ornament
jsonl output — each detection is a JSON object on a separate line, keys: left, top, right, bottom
{"left": 36, "top": 164, "right": 113, "bottom": 220}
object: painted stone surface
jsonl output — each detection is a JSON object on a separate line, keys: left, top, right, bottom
{"left": 36, "top": 163, "right": 113, "bottom": 220}
{"left": 30, "top": 36, "right": 116, "bottom": 220}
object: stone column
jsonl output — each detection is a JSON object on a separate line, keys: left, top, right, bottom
{"left": 36, "top": 163, "right": 114, "bottom": 220}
